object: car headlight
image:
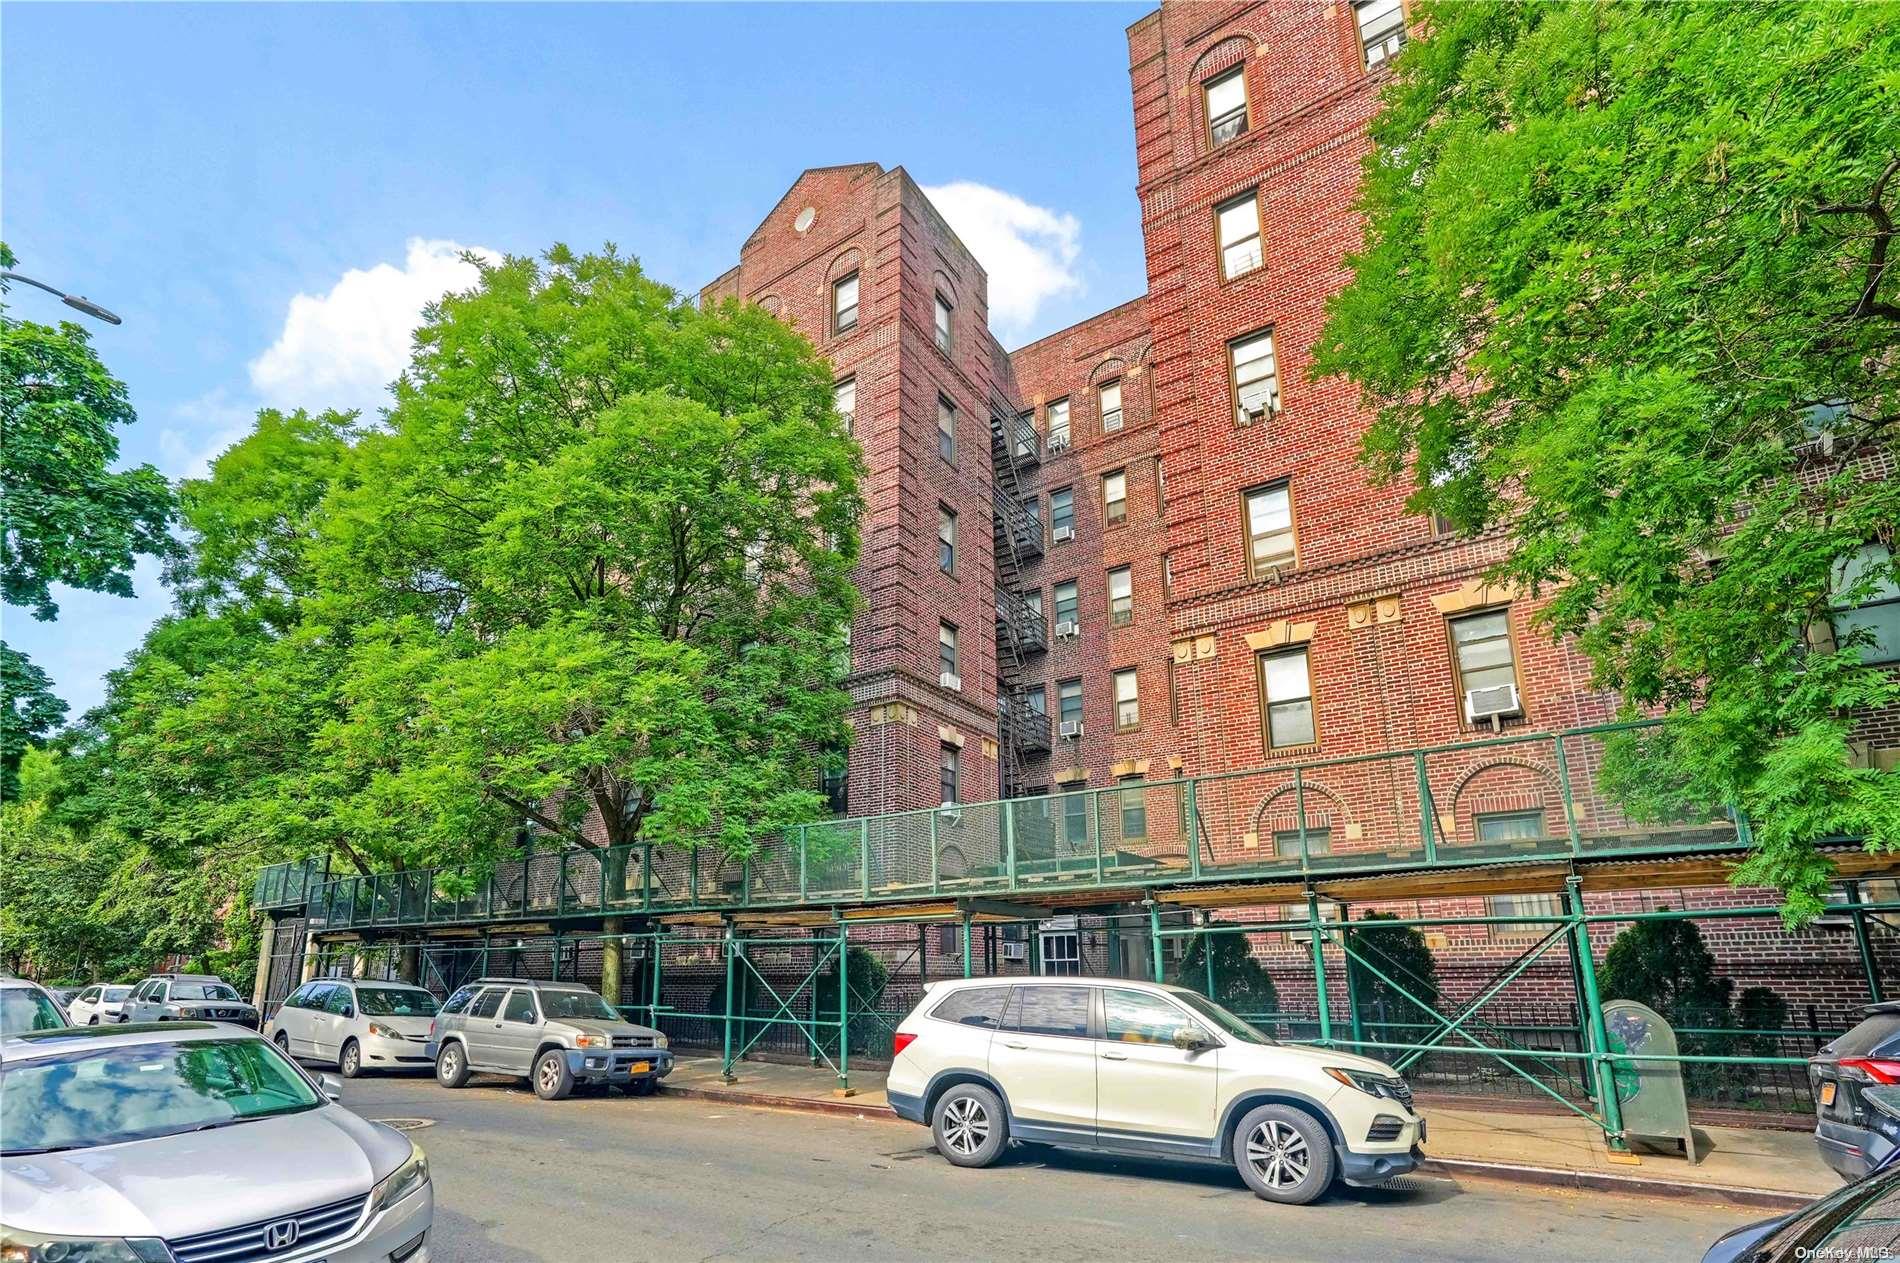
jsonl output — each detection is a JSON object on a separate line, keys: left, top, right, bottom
{"left": 574, "top": 1034, "right": 609, "bottom": 1049}
{"left": 0, "top": 1226, "right": 172, "bottom": 1262}
{"left": 367, "top": 1144, "right": 429, "bottom": 1218}
{"left": 1323, "top": 1066, "right": 1405, "bottom": 1102}
{"left": 367, "top": 1022, "right": 401, "bottom": 1039}
{"left": 654, "top": 1034, "right": 668, "bottom": 1050}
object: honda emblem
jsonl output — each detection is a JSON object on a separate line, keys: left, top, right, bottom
{"left": 264, "top": 1218, "right": 301, "bottom": 1251}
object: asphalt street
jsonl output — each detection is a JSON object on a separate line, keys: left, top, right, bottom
{"left": 337, "top": 1073, "right": 1761, "bottom": 1261}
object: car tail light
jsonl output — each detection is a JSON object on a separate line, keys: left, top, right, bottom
{"left": 893, "top": 1032, "right": 918, "bottom": 1058}
{"left": 1842, "top": 1058, "right": 1900, "bottom": 1083}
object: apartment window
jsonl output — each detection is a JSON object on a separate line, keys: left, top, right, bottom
{"left": 1162, "top": 552, "right": 1173, "bottom": 599}
{"left": 1061, "top": 790, "right": 1089, "bottom": 845}
{"left": 833, "top": 272, "right": 859, "bottom": 334}
{"left": 1430, "top": 511, "right": 1456, "bottom": 538}
{"left": 1273, "top": 827, "right": 1332, "bottom": 857}
{"left": 1450, "top": 609, "right": 1520, "bottom": 719}
{"left": 1355, "top": 0, "right": 1407, "bottom": 68}
{"left": 1259, "top": 648, "right": 1316, "bottom": 749}
{"left": 1025, "top": 684, "right": 1047, "bottom": 718}
{"left": 1204, "top": 65, "right": 1248, "bottom": 146}
{"left": 1058, "top": 678, "right": 1083, "bottom": 725}
{"left": 1477, "top": 811, "right": 1547, "bottom": 845}
{"left": 1118, "top": 775, "right": 1147, "bottom": 839}
{"left": 1244, "top": 483, "right": 1295, "bottom": 576}
{"left": 1024, "top": 589, "right": 1044, "bottom": 633}
{"left": 821, "top": 756, "right": 848, "bottom": 816}
{"left": 939, "top": 622, "right": 959, "bottom": 679}
{"left": 1099, "top": 379, "right": 1124, "bottom": 432}
{"left": 1024, "top": 495, "right": 1042, "bottom": 539}
{"left": 1114, "top": 667, "right": 1140, "bottom": 730}
{"left": 1054, "top": 580, "right": 1079, "bottom": 628}
{"left": 1155, "top": 459, "right": 1165, "bottom": 513}
{"left": 1047, "top": 397, "right": 1071, "bottom": 448}
{"left": 1230, "top": 330, "right": 1281, "bottom": 423}
{"left": 1167, "top": 656, "right": 1180, "bottom": 723}
{"left": 937, "top": 395, "right": 957, "bottom": 463}
{"left": 938, "top": 505, "right": 957, "bottom": 575}
{"left": 1103, "top": 469, "right": 1127, "bottom": 526}
{"left": 934, "top": 291, "right": 954, "bottom": 354}
{"left": 744, "top": 538, "right": 765, "bottom": 584}
{"left": 1486, "top": 893, "right": 1564, "bottom": 928}
{"left": 940, "top": 743, "right": 960, "bottom": 805}
{"left": 1831, "top": 543, "right": 1900, "bottom": 665}
{"left": 834, "top": 377, "right": 856, "bottom": 433}
{"left": 1108, "top": 567, "right": 1134, "bottom": 627}
{"left": 1051, "top": 487, "right": 1075, "bottom": 538}
{"left": 1216, "top": 190, "right": 1264, "bottom": 280}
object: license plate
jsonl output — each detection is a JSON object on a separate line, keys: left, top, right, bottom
{"left": 1821, "top": 1081, "right": 1838, "bottom": 1107}
{"left": 629, "top": 1060, "right": 650, "bottom": 1074}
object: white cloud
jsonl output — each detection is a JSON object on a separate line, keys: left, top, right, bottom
{"left": 248, "top": 237, "right": 499, "bottom": 418}
{"left": 920, "top": 182, "right": 1081, "bottom": 333}
{"left": 158, "top": 387, "right": 256, "bottom": 480}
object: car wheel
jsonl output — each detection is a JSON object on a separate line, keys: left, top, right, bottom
{"left": 533, "top": 1049, "right": 574, "bottom": 1101}
{"left": 436, "top": 1041, "right": 470, "bottom": 1089}
{"left": 339, "top": 1039, "right": 362, "bottom": 1079}
{"left": 932, "top": 1083, "right": 1007, "bottom": 1168}
{"left": 1233, "top": 1104, "right": 1336, "bottom": 1206}
{"left": 87, "top": 1015, "right": 99, "bottom": 1026}
{"left": 274, "top": 1030, "right": 292, "bottom": 1054}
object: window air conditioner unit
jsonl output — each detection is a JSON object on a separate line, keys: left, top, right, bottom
{"left": 1465, "top": 683, "right": 1522, "bottom": 722}
{"left": 1052, "top": 525, "right": 1075, "bottom": 543}
{"left": 1000, "top": 941, "right": 1028, "bottom": 963}
{"left": 938, "top": 805, "right": 963, "bottom": 826}
{"left": 1059, "top": 720, "right": 1084, "bottom": 739}
{"left": 1054, "top": 619, "right": 1080, "bottom": 639}
{"left": 940, "top": 671, "right": 963, "bottom": 691}
{"left": 1047, "top": 435, "right": 1070, "bottom": 453}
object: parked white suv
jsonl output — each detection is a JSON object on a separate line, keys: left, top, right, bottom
{"left": 267, "top": 978, "right": 441, "bottom": 1077}
{"left": 886, "top": 977, "right": 1423, "bottom": 1205}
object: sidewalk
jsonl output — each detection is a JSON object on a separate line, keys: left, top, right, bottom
{"left": 664, "top": 1054, "right": 1836, "bottom": 1210}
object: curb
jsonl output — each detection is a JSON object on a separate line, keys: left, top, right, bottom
{"left": 664, "top": 1084, "right": 1818, "bottom": 1212}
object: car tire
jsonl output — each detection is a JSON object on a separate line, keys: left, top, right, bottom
{"left": 932, "top": 1083, "right": 1007, "bottom": 1168}
{"left": 436, "top": 1041, "right": 470, "bottom": 1089}
{"left": 339, "top": 1039, "right": 362, "bottom": 1079}
{"left": 533, "top": 1049, "right": 575, "bottom": 1101}
{"left": 87, "top": 1015, "right": 99, "bottom": 1026}
{"left": 1232, "top": 1104, "right": 1336, "bottom": 1206}
{"left": 273, "top": 1030, "right": 292, "bottom": 1053}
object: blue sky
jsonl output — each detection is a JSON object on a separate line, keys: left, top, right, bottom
{"left": 3, "top": 1, "right": 1154, "bottom": 715}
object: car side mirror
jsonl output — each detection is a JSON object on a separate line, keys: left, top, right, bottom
{"left": 318, "top": 1072, "right": 344, "bottom": 1103}
{"left": 341, "top": 1005, "right": 355, "bottom": 1019}
{"left": 1172, "top": 1026, "right": 1212, "bottom": 1052}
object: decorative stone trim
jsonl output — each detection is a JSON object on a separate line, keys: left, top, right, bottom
{"left": 1053, "top": 767, "right": 1090, "bottom": 786}
{"left": 1110, "top": 758, "right": 1151, "bottom": 778}
{"left": 938, "top": 724, "right": 965, "bottom": 748}
{"left": 980, "top": 738, "right": 998, "bottom": 759}
{"left": 1346, "top": 594, "right": 1403, "bottom": 631}
{"left": 1430, "top": 577, "right": 1522, "bottom": 616}
{"left": 1243, "top": 620, "right": 1316, "bottom": 652}
{"left": 866, "top": 703, "right": 919, "bottom": 726}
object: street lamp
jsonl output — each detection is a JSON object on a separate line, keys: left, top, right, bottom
{"left": 0, "top": 270, "right": 123, "bottom": 325}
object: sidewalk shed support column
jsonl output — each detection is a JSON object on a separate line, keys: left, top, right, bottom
{"left": 837, "top": 927, "right": 851, "bottom": 1095}
{"left": 721, "top": 923, "right": 739, "bottom": 1084}
{"left": 1568, "top": 876, "right": 1627, "bottom": 1150}
{"left": 1848, "top": 881, "right": 1885, "bottom": 1003}
{"left": 1307, "top": 892, "right": 1332, "bottom": 1048}
{"left": 1340, "top": 905, "right": 1364, "bottom": 1051}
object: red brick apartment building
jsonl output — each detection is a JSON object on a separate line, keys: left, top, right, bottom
{"left": 700, "top": 0, "right": 1900, "bottom": 1006}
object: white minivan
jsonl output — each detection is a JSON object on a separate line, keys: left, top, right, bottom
{"left": 886, "top": 976, "right": 1423, "bottom": 1205}
{"left": 267, "top": 978, "right": 441, "bottom": 1077}
{"left": 65, "top": 983, "right": 133, "bottom": 1025}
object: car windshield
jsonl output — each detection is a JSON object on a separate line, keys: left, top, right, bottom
{"left": 0, "top": 1038, "right": 321, "bottom": 1155}
{"left": 170, "top": 982, "right": 241, "bottom": 1002}
{"left": 357, "top": 987, "right": 439, "bottom": 1017}
{"left": 1, "top": 989, "right": 68, "bottom": 1036}
{"left": 539, "top": 990, "right": 618, "bottom": 1021}
{"left": 1173, "top": 991, "right": 1277, "bottom": 1046}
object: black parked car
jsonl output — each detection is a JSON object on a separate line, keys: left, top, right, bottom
{"left": 1809, "top": 1001, "right": 1900, "bottom": 1181}
{"left": 1706, "top": 1084, "right": 1900, "bottom": 1262}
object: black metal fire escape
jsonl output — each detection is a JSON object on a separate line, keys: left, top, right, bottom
{"left": 988, "top": 388, "right": 1048, "bottom": 799}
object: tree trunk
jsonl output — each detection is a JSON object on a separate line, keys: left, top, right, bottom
{"left": 601, "top": 916, "right": 624, "bottom": 1009}
{"left": 400, "top": 942, "right": 421, "bottom": 986}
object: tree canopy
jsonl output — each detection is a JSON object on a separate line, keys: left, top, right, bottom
{"left": 64, "top": 246, "right": 862, "bottom": 900}
{"left": 1313, "top": 1, "right": 1900, "bottom": 920}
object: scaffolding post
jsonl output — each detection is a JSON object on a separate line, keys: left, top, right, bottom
{"left": 1568, "top": 876, "right": 1626, "bottom": 1150}
{"left": 837, "top": 926, "right": 851, "bottom": 1093}
{"left": 721, "top": 923, "right": 738, "bottom": 1084}
{"left": 1340, "top": 905, "right": 1364, "bottom": 1052}
{"left": 1202, "top": 910, "right": 1215, "bottom": 998}
{"left": 961, "top": 911, "right": 973, "bottom": 978}
{"left": 1149, "top": 902, "right": 1164, "bottom": 983}
{"left": 1849, "top": 880, "right": 1886, "bottom": 1003}
{"left": 1308, "top": 891, "right": 1333, "bottom": 1048}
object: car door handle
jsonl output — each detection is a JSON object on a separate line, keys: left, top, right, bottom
{"left": 1003, "top": 1041, "right": 1027, "bottom": 1050}
{"left": 1101, "top": 1051, "right": 1129, "bottom": 1061}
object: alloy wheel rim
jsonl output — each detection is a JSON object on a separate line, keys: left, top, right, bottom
{"left": 441, "top": 1048, "right": 459, "bottom": 1078}
{"left": 1245, "top": 1120, "right": 1312, "bottom": 1189}
{"left": 942, "top": 1096, "right": 990, "bottom": 1155}
{"left": 344, "top": 1046, "right": 358, "bottom": 1074}
{"left": 539, "top": 1058, "right": 560, "bottom": 1092}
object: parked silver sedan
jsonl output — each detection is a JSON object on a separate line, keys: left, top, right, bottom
{"left": 1, "top": 1022, "right": 432, "bottom": 1262}
{"left": 266, "top": 979, "right": 440, "bottom": 1077}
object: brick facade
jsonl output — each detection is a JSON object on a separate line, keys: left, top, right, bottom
{"left": 698, "top": 1, "right": 1899, "bottom": 1009}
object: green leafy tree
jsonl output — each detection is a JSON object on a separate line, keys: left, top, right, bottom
{"left": 1172, "top": 931, "right": 1279, "bottom": 1020}
{"left": 0, "top": 642, "right": 65, "bottom": 802}
{"left": 1, "top": 243, "right": 175, "bottom": 618}
{"left": 1345, "top": 911, "right": 1441, "bottom": 1028}
{"left": 1600, "top": 914, "right": 1734, "bottom": 1028}
{"left": 1312, "top": 1, "right": 1900, "bottom": 921}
